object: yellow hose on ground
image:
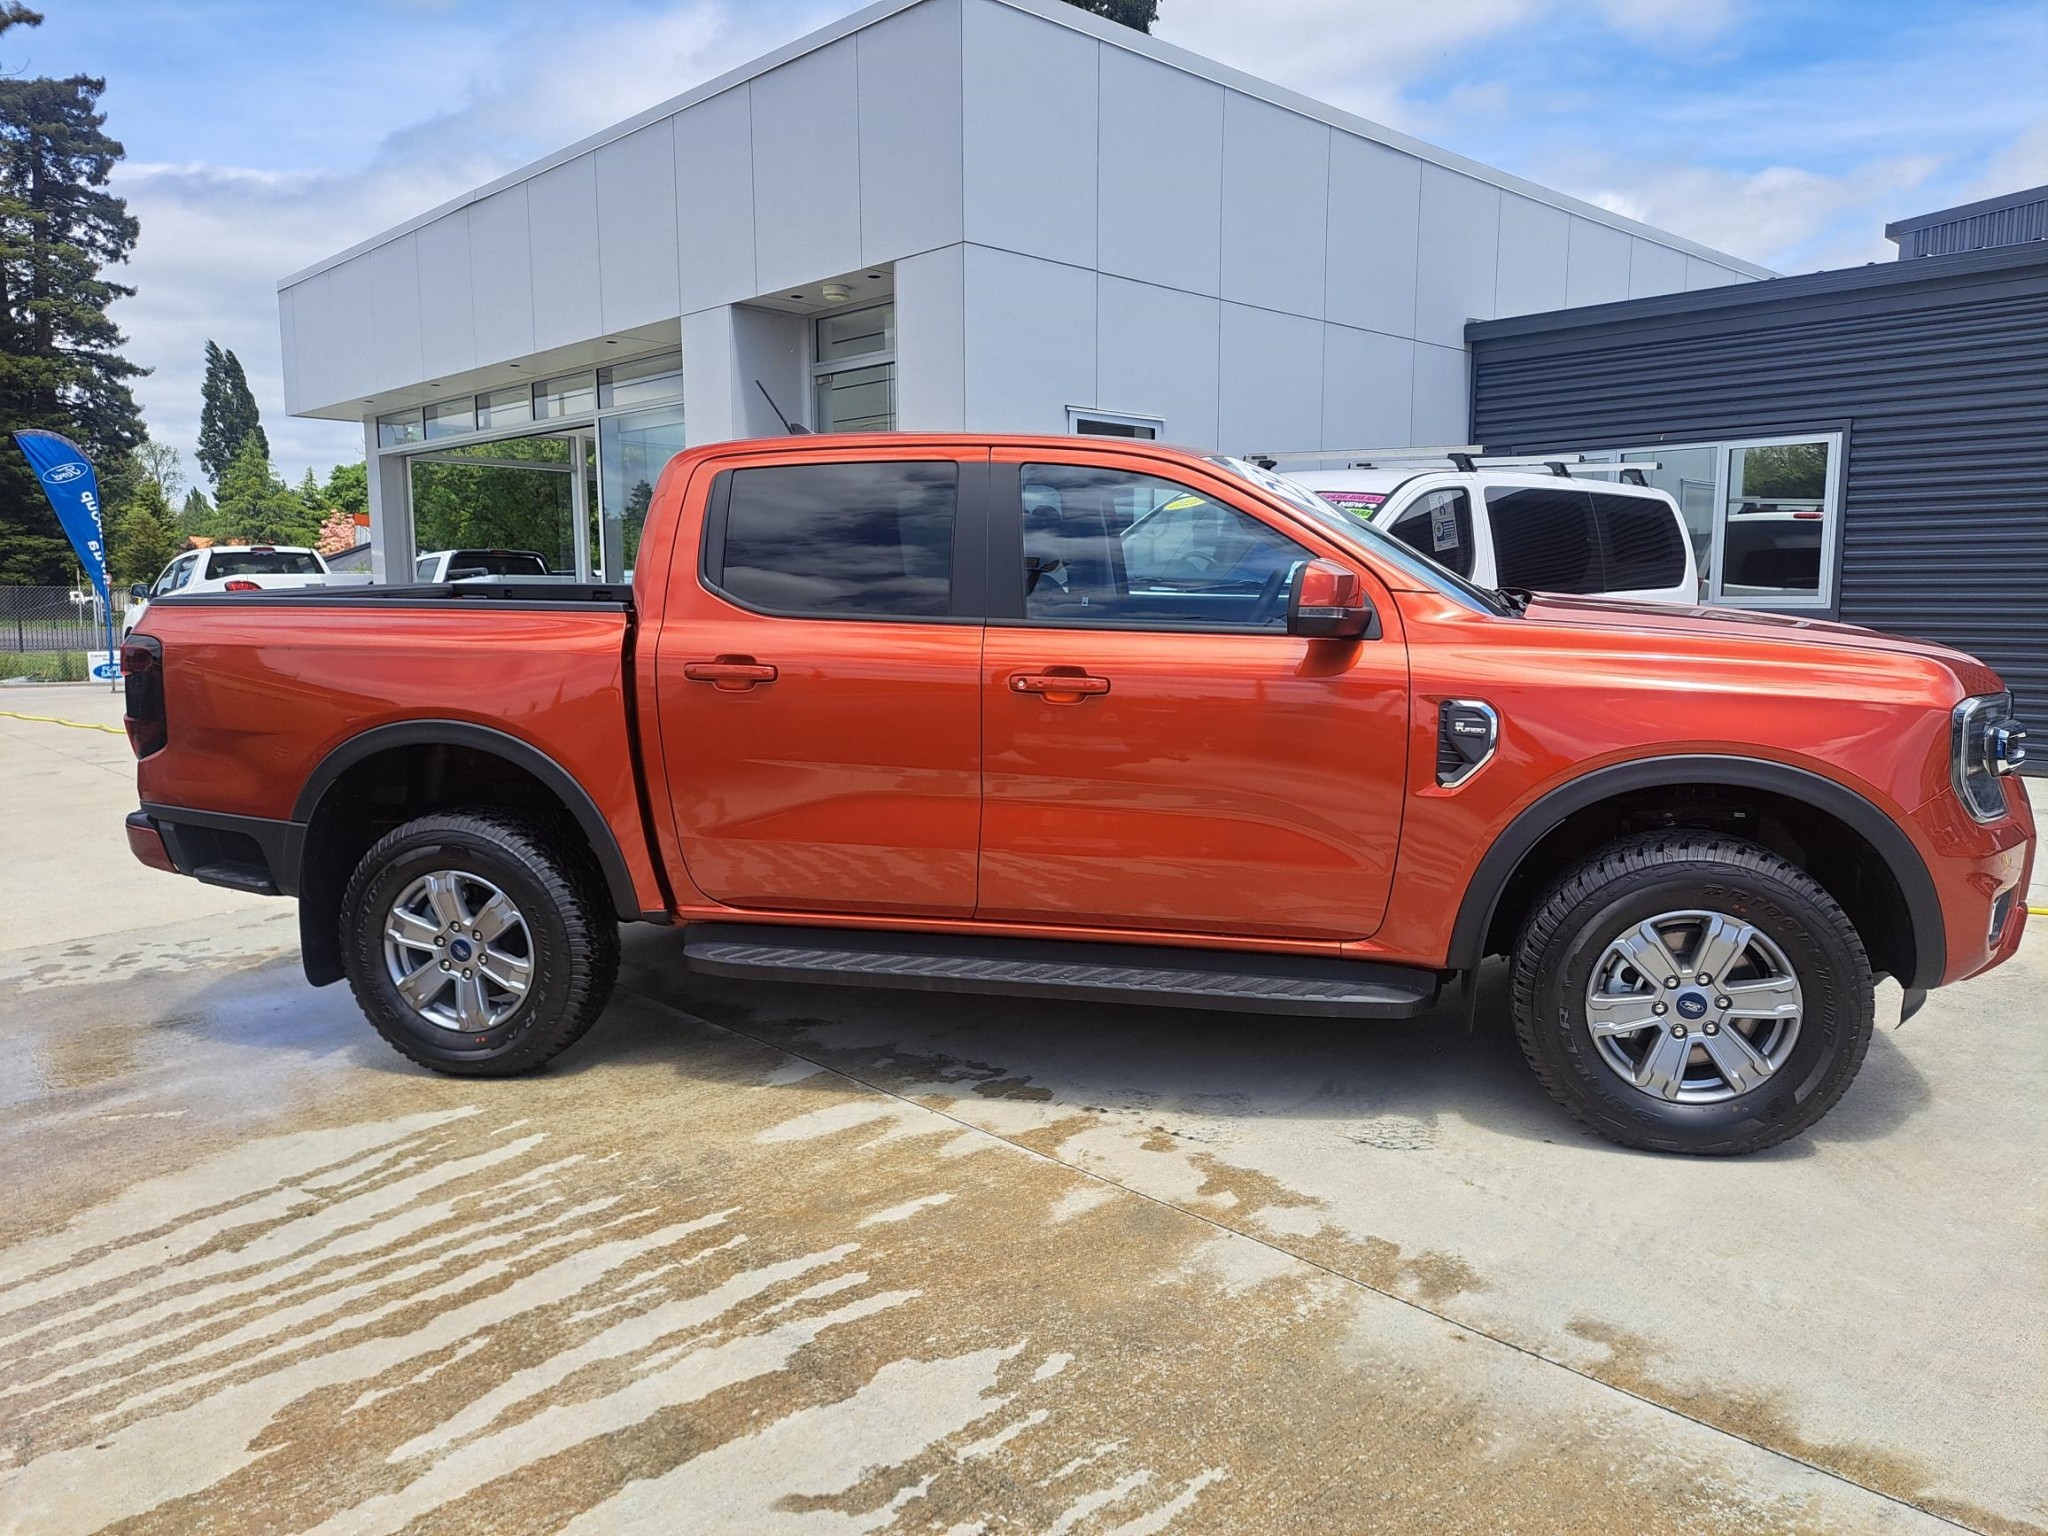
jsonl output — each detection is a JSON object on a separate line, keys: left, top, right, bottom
{"left": 0, "top": 709, "right": 125, "bottom": 735}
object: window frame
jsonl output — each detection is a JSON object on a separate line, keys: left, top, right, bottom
{"left": 984, "top": 458, "right": 1325, "bottom": 635}
{"left": 809, "top": 300, "right": 897, "bottom": 433}
{"left": 697, "top": 454, "right": 989, "bottom": 626}
{"left": 1583, "top": 427, "right": 1847, "bottom": 612}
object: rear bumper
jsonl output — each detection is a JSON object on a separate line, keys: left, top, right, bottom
{"left": 125, "top": 805, "right": 301, "bottom": 897}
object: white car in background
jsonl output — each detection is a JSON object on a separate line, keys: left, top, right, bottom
{"left": 1275, "top": 460, "right": 1700, "bottom": 605}
{"left": 412, "top": 548, "right": 556, "bottom": 583}
{"left": 125, "top": 545, "right": 331, "bottom": 634}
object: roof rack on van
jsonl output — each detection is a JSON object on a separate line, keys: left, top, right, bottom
{"left": 1247, "top": 446, "right": 1661, "bottom": 478}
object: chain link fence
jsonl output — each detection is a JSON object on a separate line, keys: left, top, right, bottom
{"left": 0, "top": 585, "right": 129, "bottom": 655}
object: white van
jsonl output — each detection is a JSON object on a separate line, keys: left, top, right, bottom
{"left": 1279, "top": 463, "right": 1700, "bottom": 605}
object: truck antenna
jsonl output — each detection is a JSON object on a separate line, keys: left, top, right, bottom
{"left": 755, "top": 380, "right": 812, "bottom": 435}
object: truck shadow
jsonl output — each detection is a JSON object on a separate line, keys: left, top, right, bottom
{"left": 595, "top": 928, "right": 1932, "bottom": 1159}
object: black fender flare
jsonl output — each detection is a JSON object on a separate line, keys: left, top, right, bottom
{"left": 1446, "top": 754, "right": 1946, "bottom": 990}
{"left": 292, "top": 719, "right": 642, "bottom": 920}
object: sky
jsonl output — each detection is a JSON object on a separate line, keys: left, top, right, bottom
{"left": 13, "top": 0, "right": 2047, "bottom": 489}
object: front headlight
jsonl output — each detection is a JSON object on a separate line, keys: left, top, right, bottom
{"left": 1951, "top": 692, "right": 2027, "bottom": 823}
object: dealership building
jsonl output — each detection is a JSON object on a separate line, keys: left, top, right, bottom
{"left": 275, "top": 0, "right": 1769, "bottom": 585}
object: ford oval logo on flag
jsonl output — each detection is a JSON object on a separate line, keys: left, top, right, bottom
{"left": 42, "top": 461, "right": 87, "bottom": 485}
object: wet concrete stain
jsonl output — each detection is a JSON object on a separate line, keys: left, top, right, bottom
{"left": 0, "top": 933, "right": 2012, "bottom": 1533}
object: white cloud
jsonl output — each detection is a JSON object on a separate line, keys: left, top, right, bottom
{"left": 106, "top": 1, "right": 835, "bottom": 488}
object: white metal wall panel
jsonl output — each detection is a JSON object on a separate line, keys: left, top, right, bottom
{"left": 466, "top": 184, "right": 536, "bottom": 366}
{"left": 1324, "top": 133, "right": 1420, "bottom": 339}
{"left": 858, "top": 0, "right": 965, "bottom": 265}
{"left": 961, "top": 0, "right": 1097, "bottom": 270}
{"left": 675, "top": 89, "right": 757, "bottom": 315}
{"left": 327, "top": 256, "right": 378, "bottom": 405}
{"left": 1686, "top": 255, "right": 1742, "bottom": 291}
{"left": 961, "top": 245, "right": 1095, "bottom": 432}
{"left": 1494, "top": 193, "right": 1569, "bottom": 317}
{"left": 276, "top": 279, "right": 302, "bottom": 414}
{"left": 752, "top": 40, "right": 864, "bottom": 297}
{"left": 1221, "top": 92, "right": 1327, "bottom": 318}
{"left": 731, "top": 305, "right": 808, "bottom": 437}
{"left": 1565, "top": 218, "right": 1632, "bottom": 308}
{"left": 1095, "top": 274, "right": 1220, "bottom": 448}
{"left": 1217, "top": 301, "right": 1320, "bottom": 455}
{"left": 595, "top": 122, "right": 681, "bottom": 333}
{"left": 1322, "top": 324, "right": 1414, "bottom": 450}
{"left": 527, "top": 158, "right": 602, "bottom": 355}
{"left": 1414, "top": 164, "right": 1499, "bottom": 349}
{"left": 1096, "top": 47, "right": 1222, "bottom": 297}
{"left": 415, "top": 210, "right": 477, "bottom": 381}
{"left": 1411, "top": 340, "right": 1469, "bottom": 443}
{"left": 680, "top": 306, "right": 738, "bottom": 445}
{"left": 1628, "top": 237, "right": 1687, "bottom": 300}
{"left": 368, "top": 235, "right": 424, "bottom": 396}
{"left": 895, "top": 244, "right": 968, "bottom": 430}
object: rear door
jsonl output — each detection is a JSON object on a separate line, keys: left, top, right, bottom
{"left": 654, "top": 448, "right": 988, "bottom": 918}
{"left": 978, "top": 451, "right": 1408, "bottom": 941}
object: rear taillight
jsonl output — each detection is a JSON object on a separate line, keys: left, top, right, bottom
{"left": 222, "top": 579, "right": 261, "bottom": 592}
{"left": 120, "top": 634, "right": 166, "bottom": 758}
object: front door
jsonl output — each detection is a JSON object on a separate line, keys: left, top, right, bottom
{"left": 979, "top": 454, "right": 1408, "bottom": 941}
{"left": 655, "top": 450, "right": 987, "bottom": 918}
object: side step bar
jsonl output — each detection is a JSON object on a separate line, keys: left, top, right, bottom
{"left": 682, "top": 924, "right": 1440, "bottom": 1018}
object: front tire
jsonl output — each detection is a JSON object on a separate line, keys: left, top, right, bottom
{"left": 1511, "top": 831, "right": 1873, "bottom": 1155}
{"left": 339, "top": 810, "right": 619, "bottom": 1076}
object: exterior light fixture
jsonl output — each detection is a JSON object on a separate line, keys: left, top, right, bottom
{"left": 820, "top": 282, "right": 852, "bottom": 304}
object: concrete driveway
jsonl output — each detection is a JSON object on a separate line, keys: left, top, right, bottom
{"left": 2, "top": 685, "right": 2043, "bottom": 1535}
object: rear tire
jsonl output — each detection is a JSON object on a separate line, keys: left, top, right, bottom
{"left": 339, "top": 810, "right": 619, "bottom": 1076}
{"left": 1510, "top": 831, "right": 1873, "bottom": 1155}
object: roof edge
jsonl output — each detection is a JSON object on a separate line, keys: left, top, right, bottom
{"left": 1464, "top": 240, "right": 2048, "bottom": 344}
{"left": 278, "top": 0, "right": 1776, "bottom": 295}
{"left": 1885, "top": 182, "right": 2048, "bottom": 240}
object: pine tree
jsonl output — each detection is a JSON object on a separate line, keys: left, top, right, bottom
{"left": 1060, "top": 0, "right": 1155, "bottom": 30}
{"left": 212, "top": 435, "right": 316, "bottom": 545}
{"left": 109, "top": 473, "right": 179, "bottom": 587}
{"left": 196, "top": 339, "right": 266, "bottom": 488}
{"left": 179, "top": 484, "right": 211, "bottom": 535}
{"left": 0, "top": 8, "right": 147, "bottom": 585}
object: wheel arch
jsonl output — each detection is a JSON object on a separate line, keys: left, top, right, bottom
{"left": 1449, "top": 755, "right": 1945, "bottom": 994}
{"left": 293, "top": 720, "right": 641, "bottom": 986}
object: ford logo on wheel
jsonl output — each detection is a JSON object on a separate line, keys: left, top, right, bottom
{"left": 41, "top": 462, "right": 87, "bottom": 485}
{"left": 1675, "top": 991, "right": 1710, "bottom": 1020}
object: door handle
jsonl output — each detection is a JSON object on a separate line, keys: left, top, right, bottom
{"left": 684, "top": 656, "right": 778, "bottom": 690}
{"left": 1010, "top": 670, "right": 1110, "bottom": 700}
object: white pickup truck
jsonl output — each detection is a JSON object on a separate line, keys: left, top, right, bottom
{"left": 125, "top": 545, "right": 331, "bottom": 635}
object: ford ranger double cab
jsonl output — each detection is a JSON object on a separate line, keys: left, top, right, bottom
{"left": 120, "top": 435, "right": 2034, "bottom": 1155}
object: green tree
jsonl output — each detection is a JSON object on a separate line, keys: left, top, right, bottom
{"left": 211, "top": 435, "right": 316, "bottom": 545}
{"left": 109, "top": 473, "right": 178, "bottom": 587}
{"left": 323, "top": 459, "right": 367, "bottom": 516}
{"left": 0, "top": 6, "right": 147, "bottom": 585}
{"left": 1060, "top": 0, "right": 1155, "bottom": 30}
{"left": 131, "top": 431, "right": 182, "bottom": 504}
{"left": 196, "top": 339, "right": 266, "bottom": 488}
{"left": 179, "top": 483, "right": 211, "bottom": 534}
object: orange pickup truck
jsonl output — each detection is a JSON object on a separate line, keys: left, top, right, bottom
{"left": 121, "top": 435, "right": 2034, "bottom": 1155}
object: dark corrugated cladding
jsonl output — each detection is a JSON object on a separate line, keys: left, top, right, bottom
{"left": 1466, "top": 242, "right": 2048, "bottom": 724}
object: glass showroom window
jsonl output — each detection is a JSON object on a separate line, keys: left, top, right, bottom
{"left": 1598, "top": 432, "right": 1842, "bottom": 610}
{"left": 598, "top": 402, "right": 686, "bottom": 579}
{"left": 812, "top": 303, "right": 895, "bottom": 432}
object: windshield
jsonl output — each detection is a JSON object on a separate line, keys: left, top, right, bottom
{"left": 209, "top": 550, "right": 323, "bottom": 577}
{"left": 1206, "top": 456, "right": 1510, "bottom": 616}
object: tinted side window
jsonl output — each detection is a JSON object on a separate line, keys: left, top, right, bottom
{"left": 1385, "top": 489, "right": 1474, "bottom": 578}
{"left": 1486, "top": 487, "right": 1600, "bottom": 593}
{"left": 1594, "top": 493, "right": 1687, "bottom": 591}
{"left": 716, "top": 461, "right": 957, "bottom": 618}
{"left": 1020, "top": 463, "right": 1308, "bottom": 630}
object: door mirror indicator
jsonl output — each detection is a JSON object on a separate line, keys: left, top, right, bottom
{"left": 1286, "top": 559, "right": 1376, "bottom": 640}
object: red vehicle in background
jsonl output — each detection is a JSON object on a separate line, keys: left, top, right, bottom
{"left": 121, "top": 435, "right": 2032, "bottom": 1155}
